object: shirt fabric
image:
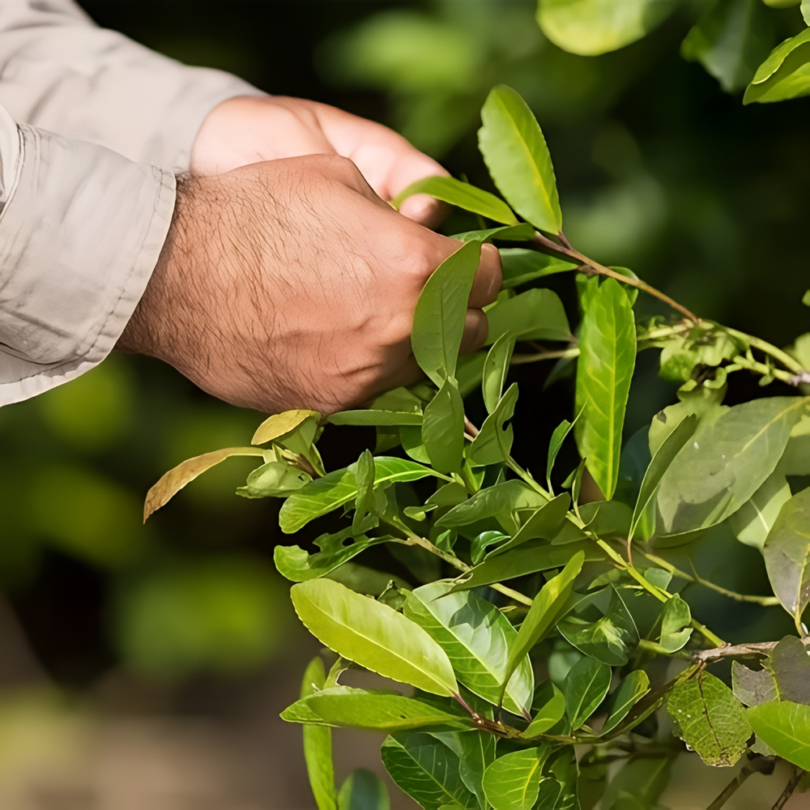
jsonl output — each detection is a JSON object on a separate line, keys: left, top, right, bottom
{"left": 0, "top": 0, "right": 259, "bottom": 405}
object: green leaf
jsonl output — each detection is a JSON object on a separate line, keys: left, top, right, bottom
{"left": 252, "top": 409, "right": 321, "bottom": 446}
{"left": 521, "top": 683, "right": 566, "bottom": 738}
{"left": 413, "top": 240, "right": 483, "bottom": 387}
{"left": 575, "top": 278, "right": 637, "bottom": 500}
{"left": 487, "top": 493, "right": 571, "bottom": 559}
{"left": 279, "top": 457, "right": 439, "bottom": 533}
{"left": 659, "top": 595, "right": 693, "bottom": 653}
{"left": 601, "top": 671, "right": 651, "bottom": 736}
{"left": 804, "top": 0, "right": 810, "bottom": 26}
{"left": 424, "top": 379, "right": 466, "bottom": 474}
{"left": 765, "top": 636, "right": 810, "bottom": 704}
{"left": 238, "top": 453, "right": 313, "bottom": 499}
{"left": 392, "top": 176, "right": 519, "bottom": 225}
{"left": 667, "top": 671, "right": 751, "bottom": 767}
{"left": 338, "top": 770, "right": 390, "bottom": 810}
{"left": 744, "top": 28, "right": 810, "bottom": 104}
{"left": 469, "top": 384, "right": 518, "bottom": 467}
{"left": 564, "top": 656, "right": 612, "bottom": 730}
{"left": 483, "top": 335, "right": 516, "bottom": 415}
{"left": 144, "top": 446, "right": 265, "bottom": 520}
{"left": 453, "top": 224, "right": 537, "bottom": 243}
{"left": 558, "top": 586, "right": 639, "bottom": 666}
{"left": 747, "top": 701, "right": 810, "bottom": 769}
{"left": 732, "top": 660, "right": 778, "bottom": 710}
{"left": 382, "top": 732, "right": 476, "bottom": 810}
{"left": 451, "top": 541, "right": 603, "bottom": 593}
{"left": 291, "top": 579, "right": 458, "bottom": 696}
{"left": 300, "top": 657, "right": 337, "bottom": 810}
{"left": 501, "top": 249, "right": 577, "bottom": 289}
{"left": 537, "top": 0, "right": 679, "bottom": 57}
{"left": 478, "top": 85, "right": 562, "bottom": 235}
{"left": 501, "top": 554, "right": 585, "bottom": 703}
{"left": 458, "top": 728, "right": 497, "bottom": 809}
{"left": 485, "top": 289, "right": 572, "bottom": 346}
{"left": 629, "top": 415, "right": 697, "bottom": 543}
{"left": 657, "top": 397, "right": 809, "bottom": 536}
{"left": 404, "top": 581, "right": 534, "bottom": 718}
{"left": 482, "top": 747, "right": 552, "bottom": 810}
{"left": 283, "top": 686, "right": 472, "bottom": 732}
{"left": 727, "top": 463, "right": 792, "bottom": 550}
{"left": 803, "top": 289, "right": 810, "bottom": 307}
{"left": 681, "top": 0, "right": 774, "bottom": 93}
{"left": 327, "top": 410, "right": 422, "bottom": 427}
{"left": 547, "top": 418, "right": 576, "bottom": 493}
{"left": 764, "top": 488, "right": 810, "bottom": 622}
{"left": 601, "top": 758, "right": 670, "bottom": 810}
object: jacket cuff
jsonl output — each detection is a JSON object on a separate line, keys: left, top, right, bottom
{"left": 0, "top": 123, "right": 175, "bottom": 405}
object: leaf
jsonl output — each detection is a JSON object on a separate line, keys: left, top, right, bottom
{"left": 657, "top": 397, "right": 809, "bottom": 536}
{"left": 291, "top": 579, "right": 458, "bottom": 696}
{"left": 575, "top": 278, "right": 637, "bottom": 500}
{"left": 457, "top": 728, "right": 497, "bottom": 808}
{"left": 629, "top": 415, "right": 698, "bottom": 543}
{"left": 404, "top": 581, "right": 534, "bottom": 717}
{"left": 681, "top": 0, "right": 774, "bottom": 93}
{"left": 804, "top": 0, "right": 810, "bottom": 26}
{"left": 482, "top": 747, "right": 552, "bottom": 810}
{"left": 252, "top": 409, "right": 321, "bottom": 445}
{"left": 238, "top": 454, "right": 313, "bottom": 499}
{"left": 747, "top": 701, "right": 810, "bottom": 770}
{"left": 521, "top": 684, "right": 566, "bottom": 738}
{"left": 501, "top": 554, "right": 585, "bottom": 703}
{"left": 564, "top": 656, "right": 612, "bottom": 730}
{"left": 382, "top": 732, "right": 476, "bottom": 810}
{"left": 547, "top": 418, "right": 576, "bottom": 493}
{"left": 501, "top": 249, "right": 577, "bottom": 289}
{"left": 413, "top": 240, "right": 483, "bottom": 387}
{"left": 764, "top": 488, "right": 810, "bottom": 622}
{"left": 478, "top": 85, "right": 562, "bottom": 235}
{"left": 601, "top": 757, "right": 670, "bottom": 810}
{"left": 534, "top": 779, "right": 563, "bottom": 809}
{"left": 300, "top": 657, "right": 337, "bottom": 810}
{"left": 279, "top": 457, "right": 439, "bottom": 533}
{"left": 765, "top": 635, "right": 810, "bottom": 705}
{"left": 727, "top": 463, "right": 792, "bottom": 550}
{"left": 601, "top": 671, "right": 651, "bottom": 735}
{"left": 558, "top": 586, "right": 639, "bottom": 666}
{"left": 282, "top": 686, "right": 472, "bottom": 732}
{"left": 424, "top": 379, "right": 466, "bottom": 474}
{"left": 453, "top": 224, "right": 537, "bottom": 243}
{"left": 488, "top": 493, "right": 571, "bottom": 559}
{"left": 144, "top": 446, "right": 265, "bottom": 520}
{"left": 667, "top": 671, "right": 751, "bottom": 767}
{"left": 485, "top": 289, "right": 572, "bottom": 346}
{"left": 732, "top": 660, "right": 778, "bottom": 708}
{"left": 469, "top": 384, "right": 519, "bottom": 467}
{"left": 451, "top": 541, "right": 603, "bottom": 593}
{"left": 537, "top": 0, "right": 679, "bottom": 57}
{"left": 392, "top": 175, "right": 519, "bottom": 225}
{"left": 744, "top": 28, "right": 810, "bottom": 105}
{"left": 659, "top": 595, "right": 693, "bottom": 653}
{"left": 327, "top": 410, "right": 422, "bottom": 427}
{"left": 338, "top": 770, "right": 390, "bottom": 810}
{"left": 483, "top": 335, "right": 516, "bottom": 415}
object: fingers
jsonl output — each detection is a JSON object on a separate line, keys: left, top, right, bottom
{"left": 460, "top": 309, "right": 489, "bottom": 355}
{"left": 469, "top": 243, "right": 503, "bottom": 309}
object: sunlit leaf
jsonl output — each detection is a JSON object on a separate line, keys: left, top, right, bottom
{"left": 283, "top": 686, "right": 473, "bottom": 732}
{"left": 538, "top": 0, "right": 679, "bottom": 57}
{"left": 338, "top": 770, "right": 390, "bottom": 810}
{"left": 478, "top": 85, "right": 562, "bottom": 235}
{"left": 382, "top": 732, "right": 476, "bottom": 810}
{"left": 393, "top": 175, "right": 519, "bottom": 225}
{"left": 485, "top": 289, "right": 572, "bottom": 346}
{"left": 413, "top": 240, "right": 483, "bottom": 387}
{"left": 300, "top": 657, "right": 337, "bottom": 810}
{"left": 291, "top": 579, "right": 458, "bottom": 696}
{"left": 659, "top": 595, "right": 692, "bottom": 653}
{"left": 482, "top": 747, "right": 552, "bottom": 810}
{"left": 764, "top": 488, "right": 810, "bottom": 622}
{"left": 564, "top": 656, "right": 611, "bottom": 730}
{"left": 667, "top": 671, "right": 750, "bottom": 767}
{"left": 238, "top": 454, "right": 312, "bottom": 499}
{"left": 501, "top": 249, "right": 577, "bottom": 289}
{"left": 453, "top": 224, "right": 537, "bottom": 243}
{"left": 252, "top": 409, "right": 321, "bottom": 445}
{"left": 744, "top": 28, "right": 810, "bottom": 104}
{"left": 144, "top": 446, "right": 265, "bottom": 520}
{"left": 458, "top": 728, "right": 497, "bottom": 808}
{"left": 521, "top": 683, "right": 566, "bottom": 738}
{"left": 575, "top": 279, "right": 637, "bottom": 500}
{"left": 405, "top": 581, "right": 534, "bottom": 718}
{"left": 747, "top": 701, "right": 810, "bottom": 769}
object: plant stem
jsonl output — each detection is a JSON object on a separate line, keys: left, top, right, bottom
{"left": 708, "top": 757, "right": 775, "bottom": 810}
{"left": 731, "top": 354, "right": 796, "bottom": 385}
{"left": 724, "top": 326, "right": 806, "bottom": 375}
{"left": 527, "top": 232, "right": 700, "bottom": 323}
{"left": 693, "top": 636, "right": 810, "bottom": 664}
{"left": 511, "top": 347, "right": 580, "bottom": 365}
{"left": 773, "top": 768, "right": 805, "bottom": 810}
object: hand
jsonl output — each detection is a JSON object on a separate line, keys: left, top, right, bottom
{"left": 189, "top": 95, "right": 448, "bottom": 228}
{"left": 119, "top": 156, "right": 501, "bottom": 414}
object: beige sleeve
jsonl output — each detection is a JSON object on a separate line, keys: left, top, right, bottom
{"left": 0, "top": 0, "right": 263, "bottom": 405}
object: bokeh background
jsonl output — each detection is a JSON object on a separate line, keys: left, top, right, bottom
{"left": 1, "top": 0, "right": 809, "bottom": 807}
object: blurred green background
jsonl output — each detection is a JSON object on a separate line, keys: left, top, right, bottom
{"left": 1, "top": 0, "right": 809, "bottom": 806}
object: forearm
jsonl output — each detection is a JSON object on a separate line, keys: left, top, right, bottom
{"left": 0, "top": 0, "right": 262, "bottom": 171}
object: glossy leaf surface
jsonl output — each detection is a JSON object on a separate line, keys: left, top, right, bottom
{"left": 601, "top": 671, "right": 651, "bottom": 735}
{"left": 564, "top": 656, "right": 611, "bottom": 730}
{"left": 521, "top": 684, "right": 566, "bottom": 738}
{"left": 252, "top": 409, "right": 321, "bottom": 446}
{"left": 468, "top": 383, "right": 518, "bottom": 467}
{"left": 747, "top": 701, "right": 810, "bottom": 770}
{"left": 482, "top": 747, "right": 551, "bottom": 810}
{"left": 744, "top": 28, "right": 810, "bottom": 104}
{"left": 501, "top": 249, "right": 576, "bottom": 288}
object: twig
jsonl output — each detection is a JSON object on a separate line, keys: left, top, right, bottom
{"left": 773, "top": 768, "right": 805, "bottom": 810}
{"left": 511, "top": 347, "right": 580, "bottom": 365}
{"left": 693, "top": 637, "right": 810, "bottom": 664}
{"left": 464, "top": 416, "right": 480, "bottom": 438}
{"left": 707, "top": 757, "right": 775, "bottom": 810}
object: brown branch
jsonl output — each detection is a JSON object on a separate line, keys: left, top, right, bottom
{"left": 464, "top": 416, "right": 480, "bottom": 438}
{"left": 708, "top": 757, "right": 775, "bottom": 810}
{"left": 693, "top": 637, "right": 810, "bottom": 664}
{"left": 773, "top": 768, "right": 805, "bottom": 810}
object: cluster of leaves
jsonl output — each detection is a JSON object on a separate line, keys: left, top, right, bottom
{"left": 537, "top": 0, "right": 810, "bottom": 104}
{"left": 148, "top": 86, "right": 810, "bottom": 809}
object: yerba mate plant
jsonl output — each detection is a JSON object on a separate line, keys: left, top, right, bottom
{"left": 147, "top": 86, "right": 810, "bottom": 809}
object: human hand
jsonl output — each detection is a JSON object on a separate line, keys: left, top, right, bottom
{"left": 189, "top": 95, "right": 448, "bottom": 228}
{"left": 118, "top": 156, "right": 501, "bottom": 413}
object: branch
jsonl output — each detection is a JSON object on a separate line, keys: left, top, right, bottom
{"left": 693, "top": 637, "right": 810, "bottom": 664}
{"left": 773, "top": 768, "right": 805, "bottom": 810}
{"left": 708, "top": 757, "right": 775, "bottom": 810}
